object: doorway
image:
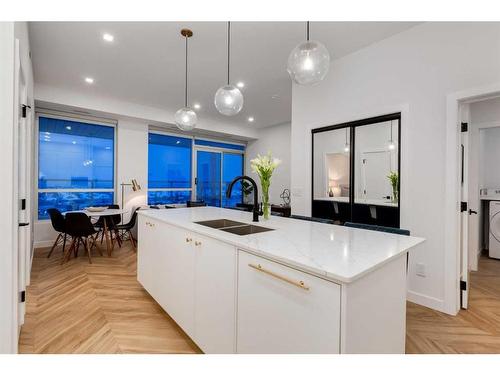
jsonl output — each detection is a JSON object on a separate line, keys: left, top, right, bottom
{"left": 457, "top": 95, "right": 500, "bottom": 310}
{"left": 194, "top": 144, "right": 244, "bottom": 208}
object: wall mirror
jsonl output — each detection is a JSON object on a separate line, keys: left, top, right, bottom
{"left": 311, "top": 113, "right": 401, "bottom": 228}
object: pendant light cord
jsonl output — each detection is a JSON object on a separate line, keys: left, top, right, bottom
{"left": 306, "top": 21, "right": 310, "bottom": 41}
{"left": 184, "top": 35, "right": 188, "bottom": 107}
{"left": 227, "top": 21, "right": 231, "bottom": 85}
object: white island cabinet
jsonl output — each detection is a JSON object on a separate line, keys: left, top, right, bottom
{"left": 137, "top": 215, "right": 236, "bottom": 353}
{"left": 137, "top": 207, "right": 424, "bottom": 354}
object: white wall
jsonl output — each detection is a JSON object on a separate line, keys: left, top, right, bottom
{"left": 245, "top": 123, "right": 291, "bottom": 205}
{"left": 291, "top": 22, "right": 500, "bottom": 313}
{"left": 479, "top": 127, "right": 500, "bottom": 188}
{"left": 117, "top": 119, "right": 148, "bottom": 222}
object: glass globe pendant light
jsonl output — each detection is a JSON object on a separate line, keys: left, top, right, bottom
{"left": 175, "top": 28, "right": 197, "bottom": 131}
{"left": 287, "top": 21, "right": 330, "bottom": 85}
{"left": 214, "top": 22, "right": 243, "bottom": 116}
{"left": 343, "top": 128, "right": 350, "bottom": 153}
{"left": 387, "top": 120, "right": 396, "bottom": 150}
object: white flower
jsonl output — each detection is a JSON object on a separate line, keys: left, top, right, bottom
{"left": 250, "top": 152, "right": 281, "bottom": 177}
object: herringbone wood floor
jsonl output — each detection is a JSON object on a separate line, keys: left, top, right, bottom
{"left": 19, "top": 239, "right": 500, "bottom": 354}
{"left": 19, "top": 240, "right": 200, "bottom": 354}
{"left": 406, "top": 255, "right": 500, "bottom": 353}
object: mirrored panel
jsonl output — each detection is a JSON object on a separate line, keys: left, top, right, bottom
{"left": 354, "top": 120, "right": 399, "bottom": 207}
{"left": 312, "top": 127, "right": 351, "bottom": 222}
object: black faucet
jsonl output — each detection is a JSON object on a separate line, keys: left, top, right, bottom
{"left": 226, "top": 176, "right": 260, "bottom": 222}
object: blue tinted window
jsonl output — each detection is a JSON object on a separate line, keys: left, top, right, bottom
{"left": 222, "top": 153, "right": 244, "bottom": 208}
{"left": 38, "top": 192, "right": 114, "bottom": 220}
{"left": 148, "top": 133, "right": 192, "bottom": 188}
{"left": 196, "top": 151, "right": 221, "bottom": 207}
{"left": 148, "top": 191, "right": 191, "bottom": 205}
{"left": 38, "top": 117, "right": 115, "bottom": 220}
{"left": 194, "top": 139, "right": 245, "bottom": 151}
{"left": 38, "top": 117, "right": 114, "bottom": 189}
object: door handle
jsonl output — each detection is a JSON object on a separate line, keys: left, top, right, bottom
{"left": 19, "top": 222, "right": 29, "bottom": 227}
{"left": 469, "top": 209, "right": 478, "bottom": 215}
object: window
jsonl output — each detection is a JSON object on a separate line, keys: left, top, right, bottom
{"left": 222, "top": 153, "right": 244, "bottom": 207}
{"left": 148, "top": 133, "right": 192, "bottom": 204}
{"left": 38, "top": 116, "right": 115, "bottom": 219}
{"left": 194, "top": 139, "right": 245, "bottom": 208}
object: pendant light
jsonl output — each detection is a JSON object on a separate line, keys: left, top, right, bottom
{"left": 287, "top": 21, "right": 330, "bottom": 85}
{"left": 387, "top": 120, "right": 396, "bottom": 150}
{"left": 343, "top": 128, "right": 350, "bottom": 153}
{"left": 214, "top": 22, "right": 244, "bottom": 116}
{"left": 175, "top": 28, "right": 197, "bottom": 131}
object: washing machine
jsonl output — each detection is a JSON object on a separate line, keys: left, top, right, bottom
{"left": 489, "top": 201, "right": 500, "bottom": 259}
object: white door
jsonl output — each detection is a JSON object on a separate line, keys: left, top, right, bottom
{"left": 361, "top": 150, "right": 392, "bottom": 200}
{"left": 460, "top": 121, "right": 470, "bottom": 309}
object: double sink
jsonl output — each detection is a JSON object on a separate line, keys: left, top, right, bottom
{"left": 194, "top": 219, "right": 274, "bottom": 236}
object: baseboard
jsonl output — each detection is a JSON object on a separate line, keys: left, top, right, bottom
{"left": 407, "top": 290, "right": 448, "bottom": 314}
{"left": 34, "top": 240, "right": 54, "bottom": 249}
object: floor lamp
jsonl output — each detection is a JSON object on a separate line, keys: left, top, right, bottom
{"left": 120, "top": 179, "right": 141, "bottom": 223}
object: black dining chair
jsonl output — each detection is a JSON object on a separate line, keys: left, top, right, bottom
{"left": 117, "top": 207, "right": 140, "bottom": 250}
{"left": 290, "top": 214, "right": 335, "bottom": 225}
{"left": 343, "top": 222, "right": 410, "bottom": 236}
{"left": 63, "top": 212, "right": 103, "bottom": 264}
{"left": 187, "top": 200, "right": 207, "bottom": 207}
{"left": 47, "top": 208, "right": 67, "bottom": 258}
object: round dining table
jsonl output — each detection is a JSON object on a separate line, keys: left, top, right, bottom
{"left": 65, "top": 208, "right": 128, "bottom": 256}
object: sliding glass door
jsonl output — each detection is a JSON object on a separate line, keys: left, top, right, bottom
{"left": 196, "top": 150, "right": 222, "bottom": 207}
{"left": 195, "top": 148, "right": 244, "bottom": 208}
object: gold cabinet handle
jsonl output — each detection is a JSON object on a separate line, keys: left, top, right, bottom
{"left": 248, "top": 263, "right": 310, "bottom": 290}
{"left": 186, "top": 238, "right": 192, "bottom": 243}
{"left": 195, "top": 241, "right": 202, "bottom": 246}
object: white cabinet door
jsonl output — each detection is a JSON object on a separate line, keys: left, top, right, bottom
{"left": 194, "top": 234, "right": 236, "bottom": 353}
{"left": 237, "top": 251, "right": 341, "bottom": 354}
{"left": 158, "top": 223, "right": 196, "bottom": 338}
{"left": 137, "top": 217, "right": 196, "bottom": 339}
{"left": 137, "top": 216, "right": 160, "bottom": 298}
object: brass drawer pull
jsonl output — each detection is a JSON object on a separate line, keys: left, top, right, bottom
{"left": 195, "top": 241, "right": 202, "bottom": 246}
{"left": 248, "top": 263, "right": 310, "bottom": 290}
{"left": 186, "top": 238, "right": 192, "bottom": 243}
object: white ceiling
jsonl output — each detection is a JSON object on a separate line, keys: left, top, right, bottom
{"left": 29, "top": 22, "right": 419, "bottom": 129}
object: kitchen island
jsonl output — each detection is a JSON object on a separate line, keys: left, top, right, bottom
{"left": 137, "top": 207, "right": 424, "bottom": 354}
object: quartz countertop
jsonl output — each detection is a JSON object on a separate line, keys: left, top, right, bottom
{"left": 138, "top": 207, "right": 424, "bottom": 283}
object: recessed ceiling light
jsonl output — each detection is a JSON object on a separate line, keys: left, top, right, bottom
{"left": 66, "top": 126, "right": 71, "bottom": 130}
{"left": 102, "top": 33, "right": 114, "bottom": 42}
{"left": 271, "top": 94, "right": 280, "bottom": 99}
{"left": 84, "top": 77, "right": 94, "bottom": 84}
{"left": 236, "top": 81, "right": 245, "bottom": 88}
{"left": 193, "top": 103, "right": 201, "bottom": 110}
{"left": 176, "top": 141, "right": 181, "bottom": 144}
{"left": 45, "top": 132, "right": 50, "bottom": 135}
{"left": 248, "top": 117, "right": 254, "bottom": 122}
{"left": 105, "top": 146, "right": 111, "bottom": 150}
{"left": 72, "top": 141, "right": 77, "bottom": 145}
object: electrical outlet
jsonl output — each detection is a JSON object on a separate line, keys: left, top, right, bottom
{"left": 416, "top": 263, "right": 426, "bottom": 277}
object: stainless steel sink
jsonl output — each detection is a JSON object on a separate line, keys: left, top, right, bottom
{"left": 194, "top": 219, "right": 247, "bottom": 229}
{"left": 220, "top": 224, "right": 274, "bottom": 236}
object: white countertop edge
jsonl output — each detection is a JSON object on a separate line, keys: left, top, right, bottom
{"left": 138, "top": 209, "right": 424, "bottom": 284}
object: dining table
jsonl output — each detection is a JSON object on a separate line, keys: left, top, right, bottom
{"left": 65, "top": 208, "right": 128, "bottom": 256}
